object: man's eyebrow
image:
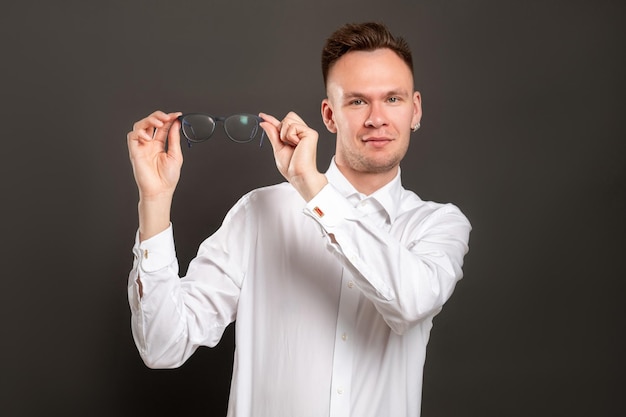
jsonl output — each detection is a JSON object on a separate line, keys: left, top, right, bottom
{"left": 342, "top": 91, "right": 364, "bottom": 99}
{"left": 343, "top": 89, "right": 411, "bottom": 99}
{"left": 384, "top": 89, "right": 411, "bottom": 97}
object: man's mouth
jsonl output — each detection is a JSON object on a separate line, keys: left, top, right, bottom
{"left": 363, "top": 137, "right": 393, "bottom": 147}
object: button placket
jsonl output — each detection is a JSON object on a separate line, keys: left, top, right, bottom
{"left": 329, "top": 268, "right": 359, "bottom": 417}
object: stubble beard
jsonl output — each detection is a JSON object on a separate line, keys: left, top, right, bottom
{"left": 341, "top": 140, "right": 409, "bottom": 175}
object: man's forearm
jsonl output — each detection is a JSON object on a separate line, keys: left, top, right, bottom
{"left": 138, "top": 194, "right": 173, "bottom": 241}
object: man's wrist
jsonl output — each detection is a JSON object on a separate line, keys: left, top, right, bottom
{"left": 138, "top": 196, "right": 173, "bottom": 241}
{"left": 291, "top": 173, "right": 328, "bottom": 202}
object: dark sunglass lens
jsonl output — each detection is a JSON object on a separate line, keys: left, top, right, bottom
{"left": 224, "top": 114, "right": 260, "bottom": 143}
{"left": 181, "top": 114, "right": 215, "bottom": 142}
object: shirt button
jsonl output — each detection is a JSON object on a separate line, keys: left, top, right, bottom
{"left": 341, "top": 333, "right": 348, "bottom": 341}
{"left": 347, "top": 281, "right": 354, "bottom": 289}
{"left": 337, "top": 388, "right": 344, "bottom": 395}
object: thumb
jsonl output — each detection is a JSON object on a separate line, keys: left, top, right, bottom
{"left": 260, "top": 122, "right": 283, "bottom": 153}
{"left": 259, "top": 113, "right": 284, "bottom": 153}
{"left": 166, "top": 116, "right": 183, "bottom": 161}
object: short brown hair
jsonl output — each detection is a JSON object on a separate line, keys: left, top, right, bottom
{"left": 321, "top": 22, "right": 414, "bottom": 86}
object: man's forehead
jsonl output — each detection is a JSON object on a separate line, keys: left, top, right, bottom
{"left": 329, "top": 48, "right": 411, "bottom": 73}
{"left": 326, "top": 49, "right": 414, "bottom": 91}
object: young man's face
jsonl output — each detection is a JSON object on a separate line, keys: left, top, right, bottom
{"left": 322, "top": 48, "right": 422, "bottom": 180}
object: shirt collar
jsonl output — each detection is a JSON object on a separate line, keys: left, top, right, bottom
{"left": 325, "top": 158, "right": 403, "bottom": 222}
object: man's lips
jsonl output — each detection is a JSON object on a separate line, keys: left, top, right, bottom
{"left": 362, "top": 137, "right": 393, "bottom": 147}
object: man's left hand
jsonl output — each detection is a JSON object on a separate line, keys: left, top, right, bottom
{"left": 260, "top": 111, "right": 328, "bottom": 202}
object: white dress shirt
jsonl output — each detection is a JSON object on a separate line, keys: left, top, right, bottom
{"left": 128, "top": 159, "right": 471, "bottom": 417}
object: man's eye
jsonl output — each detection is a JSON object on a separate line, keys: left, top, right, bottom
{"left": 388, "top": 97, "right": 398, "bottom": 103}
{"left": 351, "top": 99, "right": 363, "bottom": 105}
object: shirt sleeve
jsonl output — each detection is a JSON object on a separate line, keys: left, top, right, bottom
{"left": 128, "top": 198, "right": 249, "bottom": 368}
{"left": 304, "top": 184, "right": 471, "bottom": 335}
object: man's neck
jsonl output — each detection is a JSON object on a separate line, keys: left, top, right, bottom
{"left": 336, "top": 164, "right": 399, "bottom": 196}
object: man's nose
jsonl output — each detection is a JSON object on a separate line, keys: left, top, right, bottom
{"left": 364, "top": 102, "right": 388, "bottom": 128}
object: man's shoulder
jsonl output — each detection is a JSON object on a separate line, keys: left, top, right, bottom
{"left": 238, "top": 182, "right": 301, "bottom": 208}
{"left": 399, "top": 188, "right": 469, "bottom": 224}
{"left": 248, "top": 181, "right": 297, "bottom": 198}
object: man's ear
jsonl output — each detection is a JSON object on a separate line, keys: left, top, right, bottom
{"left": 411, "top": 91, "right": 423, "bottom": 128}
{"left": 321, "top": 98, "right": 337, "bottom": 133}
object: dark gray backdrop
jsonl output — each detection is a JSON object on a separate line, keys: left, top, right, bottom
{"left": 1, "top": 1, "right": 624, "bottom": 416}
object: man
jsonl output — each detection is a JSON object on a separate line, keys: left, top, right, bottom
{"left": 127, "top": 22, "right": 470, "bottom": 417}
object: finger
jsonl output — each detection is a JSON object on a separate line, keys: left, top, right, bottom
{"left": 283, "top": 111, "right": 306, "bottom": 125}
{"left": 132, "top": 111, "right": 168, "bottom": 133}
{"left": 279, "top": 112, "right": 309, "bottom": 143}
{"left": 259, "top": 112, "right": 282, "bottom": 142}
{"left": 259, "top": 112, "right": 281, "bottom": 128}
{"left": 127, "top": 128, "right": 152, "bottom": 145}
{"left": 131, "top": 111, "right": 177, "bottom": 141}
{"left": 260, "top": 120, "right": 284, "bottom": 152}
{"left": 283, "top": 122, "right": 313, "bottom": 146}
{"left": 151, "top": 112, "right": 182, "bottom": 145}
{"left": 166, "top": 117, "right": 183, "bottom": 161}
{"left": 128, "top": 112, "right": 165, "bottom": 145}
{"left": 279, "top": 120, "right": 296, "bottom": 143}
{"left": 128, "top": 111, "right": 181, "bottom": 153}
{"left": 129, "top": 121, "right": 159, "bottom": 143}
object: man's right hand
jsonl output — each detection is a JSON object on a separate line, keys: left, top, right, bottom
{"left": 127, "top": 111, "right": 183, "bottom": 240}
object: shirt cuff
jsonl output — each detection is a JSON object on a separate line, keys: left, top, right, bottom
{"left": 132, "top": 224, "right": 176, "bottom": 273}
{"left": 304, "top": 184, "right": 356, "bottom": 228}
